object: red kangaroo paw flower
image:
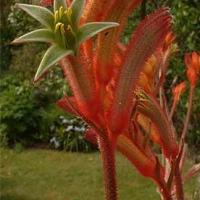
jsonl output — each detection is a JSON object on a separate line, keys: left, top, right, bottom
{"left": 136, "top": 90, "right": 178, "bottom": 159}
{"left": 185, "top": 52, "right": 200, "bottom": 87}
{"left": 108, "top": 8, "right": 172, "bottom": 133}
{"left": 61, "top": 55, "right": 98, "bottom": 118}
{"left": 83, "top": 0, "right": 114, "bottom": 22}
{"left": 117, "top": 135, "right": 164, "bottom": 179}
{"left": 137, "top": 114, "right": 162, "bottom": 146}
{"left": 95, "top": 0, "right": 142, "bottom": 85}
{"left": 172, "top": 82, "right": 187, "bottom": 104}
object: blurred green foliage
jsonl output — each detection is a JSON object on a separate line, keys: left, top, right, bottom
{"left": 0, "top": 0, "right": 199, "bottom": 151}
{"left": 0, "top": 71, "right": 94, "bottom": 151}
{"left": 0, "top": 0, "right": 14, "bottom": 71}
{"left": 0, "top": 72, "right": 56, "bottom": 146}
{"left": 0, "top": 73, "right": 41, "bottom": 146}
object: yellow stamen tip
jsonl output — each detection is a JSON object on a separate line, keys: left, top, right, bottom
{"left": 67, "top": 25, "right": 71, "bottom": 30}
{"left": 55, "top": 22, "right": 62, "bottom": 32}
{"left": 59, "top": 6, "right": 64, "bottom": 19}
{"left": 54, "top": 10, "right": 59, "bottom": 23}
{"left": 60, "top": 24, "right": 65, "bottom": 35}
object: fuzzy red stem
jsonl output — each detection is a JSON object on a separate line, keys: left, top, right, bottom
{"left": 171, "top": 87, "right": 194, "bottom": 200}
{"left": 180, "top": 86, "right": 194, "bottom": 143}
{"left": 156, "top": 180, "right": 172, "bottom": 200}
{"left": 154, "top": 157, "right": 173, "bottom": 200}
{"left": 174, "top": 162, "right": 184, "bottom": 200}
{"left": 175, "top": 86, "right": 195, "bottom": 198}
{"left": 98, "top": 135, "right": 118, "bottom": 200}
{"left": 170, "top": 100, "right": 177, "bottom": 119}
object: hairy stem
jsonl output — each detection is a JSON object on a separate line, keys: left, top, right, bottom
{"left": 156, "top": 179, "right": 172, "bottom": 200}
{"left": 170, "top": 100, "right": 177, "bottom": 119}
{"left": 98, "top": 135, "right": 118, "bottom": 200}
{"left": 155, "top": 158, "right": 172, "bottom": 200}
{"left": 168, "top": 87, "right": 193, "bottom": 200}
{"left": 180, "top": 86, "right": 194, "bottom": 143}
{"left": 174, "top": 160, "right": 184, "bottom": 200}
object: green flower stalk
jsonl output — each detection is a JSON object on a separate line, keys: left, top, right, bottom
{"left": 12, "top": 0, "right": 118, "bottom": 82}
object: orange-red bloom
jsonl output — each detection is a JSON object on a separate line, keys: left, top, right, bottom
{"left": 172, "top": 81, "right": 187, "bottom": 103}
{"left": 162, "top": 31, "right": 175, "bottom": 51}
{"left": 40, "top": 0, "right": 53, "bottom": 6}
{"left": 185, "top": 52, "right": 200, "bottom": 87}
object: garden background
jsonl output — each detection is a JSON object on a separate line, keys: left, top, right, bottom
{"left": 0, "top": 0, "right": 200, "bottom": 199}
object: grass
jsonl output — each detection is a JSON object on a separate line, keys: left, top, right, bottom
{"left": 0, "top": 148, "right": 199, "bottom": 200}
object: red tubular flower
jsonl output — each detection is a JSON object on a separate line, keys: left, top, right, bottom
{"left": 117, "top": 135, "right": 164, "bottom": 179}
{"left": 135, "top": 90, "right": 179, "bottom": 159}
{"left": 185, "top": 52, "right": 200, "bottom": 87}
{"left": 187, "top": 66, "right": 198, "bottom": 87}
{"left": 40, "top": 0, "right": 53, "bottom": 6}
{"left": 172, "top": 81, "right": 187, "bottom": 104}
{"left": 162, "top": 31, "right": 175, "bottom": 52}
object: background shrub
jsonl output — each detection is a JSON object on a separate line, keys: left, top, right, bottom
{"left": 0, "top": 73, "right": 42, "bottom": 146}
{"left": 49, "top": 117, "right": 96, "bottom": 152}
{"left": 0, "top": 72, "right": 95, "bottom": 152}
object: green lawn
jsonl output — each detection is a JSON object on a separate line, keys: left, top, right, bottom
{"left": 0, "top": 148, "right": 198, "bottom": 200}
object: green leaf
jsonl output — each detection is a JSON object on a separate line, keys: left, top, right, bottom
{"left": 12, "top": 29, "right": 55, "bottom": 44}
{"left": 77, "top": 22, "right": 119, "bottom": 44}
{"left": 17, "top": 4, "right": 54, "bottom": 29}
{"left": 34, "top": 45, "right": 73, "bottom": 81}
{"left": 70, "top": 0, "right": 84, "bottom": 24}
{"left": 54, "top": 0, "right": 67, "bottom": 12}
